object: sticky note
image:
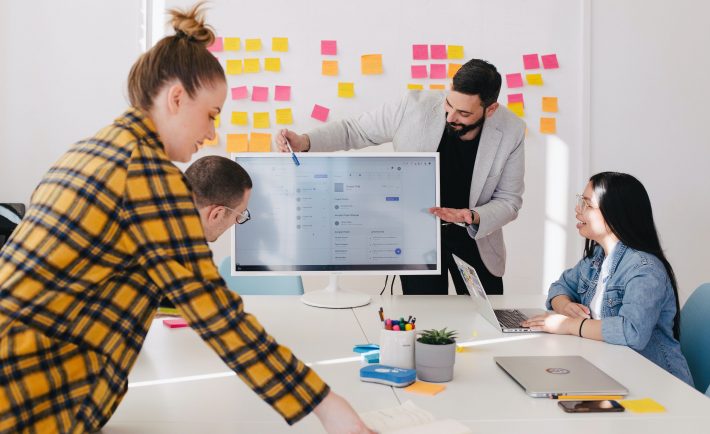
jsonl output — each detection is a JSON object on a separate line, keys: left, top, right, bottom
{"left": 214, "top": 114, "right": 220, "bottom": 128}
{"left": 321, "top": 40, "right": 337, "bottom": 55}
{"left": 244, "top": 58, "right": 260, "bottom": 73}
{"left": 447, "top": 63, "right": 462, "bottom": 78}
{"left": 231, "top": 111, "right": 249, "bottom": 126}
{"left": 619, "top": 398, "right": 666, "bottom": 413}
{"left": 407, "top": 84, "right": 424, "bottom": 90}
{"left": 526, "top": 73, "right": 544, "bottom": 85}
{"left": 249, "top": 133, "right": 272, "bottom": 152}
{"left": 163, "top": 318, "right": 189, "bottom": 328}
{"left": 508, "top": 102, "right": 525, "bottom": 117}
{"left": 430, "top": 44, "right": 447, "bottom": 59}
{"left": 274, "top": 85, "right": 291, "bottom": 101}
{"left": 311, "top": 104, "right": 329, "bottom": 122}
{"left": 226, "top": 133, "right": 249, "bottom": 153}
{"left": 226, "top": 59, "right": 243, "bottom": 75}
{"left": 272, "top": 37, "right": 288, "bottom": 52}
{"left": 245, "top": 38, "right": 262, "bottom": 51}
{"left": 231, "top": 86, "right": 248, "bottom": 100}
{"left": 429, "top": 84, "right": 445, "bottom": 90}
{"left": 361, "top": 54, "right": 383, "bottom": 75}
{"left": 540, "top": 117, "right": 556, "bottom": 134}
{"left": 207, "top": 37, "right": 223, "bottom": 52}
{"left": 224, "top": 37, "right": 240, "bottom": 51}
{"left": 541, "top": 53, "right": 559, "bottom": 69}
{"left": 411, "top": 65, "right": 427, "bottom": 79}
{"left": 322, "top": 60, "right": 339, "bottom": 76}
{"left": 508, "top": 93, "right": 524, "bottom": 106}
{"left": 447, "top": 45, "right": 464, "bottom": 59}
{"left": 404, "top": 381, "right": 446, "bottom": 396}
{"left": 253, "top": 112, "right": 270, "bottom": 129}
{"left": 523, "top": 53, "right": 540, "bottom": 70}
{"left": 506, "top": 73, "right": 524, "bottom": 88}
{"left": 275, "top": 108, "right": 293, "bottom": 125}
{"left": 430, "top": 64, "right": 447, "bottom": 79}
{"left": 203, "top": 133, "right": 218, "bottom": 147}
{"left": 264, "top": 57, "right": 281, "bottom": 72}
{"left": 542, "top": 96, "right": 558, "bottom": 113}
{"left": 338, "top": 82, "right": 355, "bottom": 98}
{"left": 412, "top": 44, "right": 428, "bottom": 60}
{"left": 252, "top": 86, "right": 269, "bottom": 102}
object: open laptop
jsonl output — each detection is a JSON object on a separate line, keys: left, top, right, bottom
{"left": 495, "top": 355, "right": 629, "bottom": 398}
{"left": 452, "top": 254, "right": 545, "bottom": 333}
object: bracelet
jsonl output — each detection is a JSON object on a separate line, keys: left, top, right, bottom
{"left": 578, "top": 318, "right": 588, "bottom": 337}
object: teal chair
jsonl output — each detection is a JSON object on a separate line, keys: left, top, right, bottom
{"left": 218, "top": 257, "right": 304, "bottom": 295}
{"left": 680, "top": 283, "right": 710, "bottom": 393}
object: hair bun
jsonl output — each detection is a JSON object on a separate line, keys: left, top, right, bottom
{"left": 169, "top": 2, "right": 215, "bottom": 47}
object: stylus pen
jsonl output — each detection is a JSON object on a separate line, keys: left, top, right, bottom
{"left": 555, "top": 395, "right": 624, "bottom": 400}
{"left": 284, "top": 137, "right": 300, "bottom": 166}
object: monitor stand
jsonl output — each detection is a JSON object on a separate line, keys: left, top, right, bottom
{"left": 301, "top": 275, "right": 371, "bottom": 309}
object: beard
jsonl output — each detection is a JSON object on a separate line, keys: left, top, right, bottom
{"left": 445, "top": 114, "right": 486, "bottom": 140}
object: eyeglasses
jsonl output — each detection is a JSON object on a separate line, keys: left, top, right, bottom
{"left": 575, "top": 194, "right": 597, "bottom": 212}
{"left": 222, "top": 205, "right": 251, "bottom": 224}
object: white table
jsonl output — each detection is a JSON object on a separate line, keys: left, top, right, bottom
{"left": 103, "top": 295, "right": 710, "bottom": 433}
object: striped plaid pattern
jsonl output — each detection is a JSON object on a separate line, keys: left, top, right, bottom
{"left": 0, "top": 109, "right": 329, "bottom": 433}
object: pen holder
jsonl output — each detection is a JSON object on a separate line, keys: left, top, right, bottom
{"left": 379, "top": 329, "right": 415, "bottom": 369}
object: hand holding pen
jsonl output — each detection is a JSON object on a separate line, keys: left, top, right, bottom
{"left": 276, "top": 129, "right": 310, "bottom": 153}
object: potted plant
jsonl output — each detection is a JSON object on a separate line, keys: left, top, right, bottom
{"left": 415, "top": 328, "right": 458, "bottom": 382}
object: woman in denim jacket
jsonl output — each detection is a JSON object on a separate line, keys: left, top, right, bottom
{"left": 523, "top": 172, "right": 693, "bottom": 385}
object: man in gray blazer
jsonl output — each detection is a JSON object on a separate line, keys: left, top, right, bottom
{"left": 277, "top": 59, "right": 525, "bottom": 295}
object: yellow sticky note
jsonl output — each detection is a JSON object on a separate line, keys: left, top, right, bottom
{"left": 448, "top": 63, "right": 462, "bottom": 78}
{"left": 245, "top": 38, "right": 262, "bottom": 51}
{"left": 619, "top": 398, "right": 666, "bottom": 413}
{"left": 224, "top": 37, "right": 241, "bottom": 51}
{"left": 322, "top": 60, "right": 338, "bottom": 76}
{"left": 253, "top": 112, "right": 270, "bottom": 129}
{"left": 429, "top": 84, "right": 445, "bottom": 90}
{"left": 203, "top": 133, "right": 219, "bottom": 147}
{"left": 214, "top": 114, "right": 220, "bottom": 128}
{"left": 231, "top": 111, "right": 248, "bottom": 126}
{"left": 226, "top": 59, "right": 243, "bottom": 75}
{"left": 249, "top": 133, "right": 272, "bottom": 152}
{"left": 542, "top": 96, "right": 558, "bottom": 113}
{"left": 407, "top": 83, "right": 424, "bottom": 90}
{"left": 508, "top": 102, "right": 525, "bottom": 117}
{"left": 404, "top": 381, "right": 446, "bottom": 396}
{"left": 244, "top": 58, "right": 260, "bottom": 73}
{"left": 264, "top": 57, "right": 281, "bottom": 72}
{"left": 526, "top": 73, "right": 544, "bottom": 85}
{"left": 338, "top": 82, "right": 355, "bottom": 98}
{"left": 447, "top": 45, "right": 464, "bottom": 59}
{"left": 226, "top": 134, "right": 248, "bottom": 153}
{"left": 275, "top": 108, "right": 293, "bottom": 125}
{"left": 361, "top": 54, "right": 383, "bottom": 75}
{"left": 272, "top": 37, "right": 288, "bottom": 52}
{"left": 540, "top": 117, "right": 557, "bottom": 134}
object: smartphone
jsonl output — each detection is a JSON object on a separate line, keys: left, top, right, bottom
{"left": 558, "top": 400, "right": 625, "bottom": 413}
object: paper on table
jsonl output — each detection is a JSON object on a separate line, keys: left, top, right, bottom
{"left": 360, "top": 401, "right": 471, "bottom": 434}
{"left": 404, "top": 381, "right": 446, "bottom": 396}
{"left": 619, "top": 398, "right": 666, "bottom": 413}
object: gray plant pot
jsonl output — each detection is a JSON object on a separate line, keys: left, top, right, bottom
{"left": 414, "top": 340, "right": 456, "bottom": 382}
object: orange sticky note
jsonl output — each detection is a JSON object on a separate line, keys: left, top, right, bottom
{"left": 542, "top": 96, "right": 558, "bottom": 113}
{"left": 322, "top": 60, "right": 339, "bottom": 76}
{"left": 619, "top": 398, "right": 666, "bottom": 413}
{"left": 407, "top": 83, "right": 424, "bottom": 90}
{"left": 338, "top": 82, "right": 355, "bottom": 98}
{"left": 447, "top": 45, "right": 464, "bottom": 59}
{"left": 404, "top": 381, "right": 446, "bottom": 396}
{"left": 231, "top": 111, "right": 248, "bottom": 126}
{"left": 264, "top": 57, "right": 281, "bottom": 72}
{"left": 526, "top": 73, "right": 544, "bottom": 85}
{"left": 508, "top": 102, "right": 525, "bottom": 117}
{"left": 361, "top": 54, "right": 383, "bottom": 75}
{"left": 224, "top": 37, "right": 241, "bottom": 51}
{"left": 245, "top": 38, "right": 262, "bottom": 51}
{"left": 275, "top": 108, "right": 293, "bottom": 125}
{"left": 429, "top": 84, "right": 445, "bottom": 90}
{"left": 448, "top": 63, "right": 462, "bottom": 78}
{"left": 540, "top": 117, "right": 557, "bottom": 134}
{"left": 249, "top": 133, "right": 272, "bottom": 152}
{"left": 271, "top": 37, "right": 288, "bottom": 52}
{"left": 226, "top": 59, "right": 243, "bottom": 75}
{"left": 203, "top": 133, "right": 218, "bottom": 147}
{"left": 226, "top": 134, "right": 248, "bottom": 153}
{"left": 253, "top": 112, "right": 270, "bottom": 129}
{"left": 244, "top": 58, "right": 260, "bottom": 73}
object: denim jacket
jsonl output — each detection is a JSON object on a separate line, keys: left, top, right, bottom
{"left": 546, "top": 242, "right": 694, "bottom": 386}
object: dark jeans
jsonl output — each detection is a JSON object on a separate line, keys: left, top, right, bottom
{"left": 401, "top": 225, "right": 503, "bottom": 295}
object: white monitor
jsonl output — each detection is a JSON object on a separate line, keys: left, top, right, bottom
{"left": 231, "top": 152, "right": 440, "bottom": 308}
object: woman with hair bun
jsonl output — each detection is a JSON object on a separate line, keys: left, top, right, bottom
{"left": 0, "top": 3, "right": 373, "bottom": 432}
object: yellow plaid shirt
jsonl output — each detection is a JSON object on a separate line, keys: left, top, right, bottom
{"left": 0, "top": 109, "right": 329, "bottom": 433}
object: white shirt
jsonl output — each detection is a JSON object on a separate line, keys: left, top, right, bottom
{"left": 590, "top": 242, "right": 618, "bottom": 319}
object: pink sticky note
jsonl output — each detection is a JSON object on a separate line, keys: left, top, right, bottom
{"left": 506, "top": 73, "right": 524, "bottom": 88}
{"left": 321, "top": 40, "right": 337, "bottom": 55}
{"left": 430, "top": 64, "right": 447, "bottom": 79}
{"left": 252, "top": 86, "right": 269, "bottom": 102}
{"left": 412, "top": 44, "right": 428, "bottom": 60}
{"left": 541, "top": 54, "right": 559, "bottom": 69}
{"left": 274, "top": 85, "right": 291, "bottom": 101}
{"left": 231, "top": 86, "right": 248, "bottom": 100}
{"left": 207, "top": 37, "right": 223, "bottom": 52}
{"left": 163, "top": 318, "right": 188, "bottom": 329}
{"left": 508, "top": 93, "right": 524, "bottom": 106}
{"left": 311, "top": 104, "right": 330, "bottom": 122}
{"left": 411, "top": 65, "right": 428, "bottom": 79}
{"left": 430, "top": 44, "right": 447, "bottom": 59}
{"left": 523, "top": 53, "right": 540, "bottom": 70}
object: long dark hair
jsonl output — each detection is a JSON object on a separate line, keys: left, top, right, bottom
{"left": 584, "top": 172, "right": 681, "bottom": 339}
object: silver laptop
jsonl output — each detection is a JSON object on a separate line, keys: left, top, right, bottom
{"left": 452, "top": 254, "right": 545, "bottom": 333}
{"left": 495, "top": 356, "right": 629, "bottom": 398}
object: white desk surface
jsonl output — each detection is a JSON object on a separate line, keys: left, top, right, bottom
{"left": 104, "top": 295, "right": 710, "bottom": 433}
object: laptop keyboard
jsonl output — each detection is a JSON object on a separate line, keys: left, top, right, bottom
{"left": 494, "top": 309, "right": 529, "bottom": 329}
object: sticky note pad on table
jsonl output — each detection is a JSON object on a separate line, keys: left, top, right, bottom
{"left": 264, "top": 57, "right": 281, "bottom": 72}
{"left": 361, "top": 54, "right": 383, "bottom": 75}
{"left": 407, "top": 84, "right": 424, "bottom": 90}
{"left": 275, "top": 108, "right": 293, "bottom": 125}
{"left": 523, "top": 53, "right": 540, "bottom": 69}
{"left": 447, "top": 45, "right": 464, "bottom": 59}
{"left": 321, "top": 40, "right": 337, "bottom": 55}
{"left": 338, "top": 82, "right": 355, "bottom": 98}
{"left": 412, "top": 44, "right": 428, "bottom": 60}
{"left": 226, "top": 59, "right": 243, "bottom": 75}
{"left": 619, "top": 398, "right": 666, "bottom": 413}
{"left": 322, "top": 60, "right": 339, "bottom": 76}
{"left": 430, "top": 64, "right": 447, "bottom": 79}
{"left": 207, "top": 37, "right": 223, "bottom": 52}
{"left": 311, "top": 104, "right": 329, "bottom": 122}
{"left": 541, "top": 53, "right": 559, "bottom": 69}
{"left": 526, "top": 73, "right": 543, "bottom": 85}
{"left": 252, "top": 86, "right": 269, "bottom": 102}
{"left": 540, "top": 117, "right": 556, "bottom": 134}
{"left": 430, "top": 44, "right": 447, "bottom": 59}
{"left": 272, "top": 37, "right": 288, "bottom": 52}
{"left": 224, "top": 37, "right": 240, "bottom": 51}
{"left": 447, "top": 63, "right": 462, "bottom": 78}
{"left": 274, "top": 85, "right": 291, "bottom": 101}
{"left": 404, "top": 381, "right": 446, "bottom": 396}
{"left": 508, "top": 102, "right": 525, "bottom": 117}
{"left": 245, "top": 38, "right": 262, "bottom": 51}
{"left": 231, "top": 86, "right": 248, "bottom": 100}
{"left": 244, "top": 58, "right": 260, "bottom": 73}
{"left": 249, "top": 133, "right": 272, "bottom": 152}
{"left": 542, "top": 96, "right": 558, "bottom": 112}
{"left": 231, "top": 111, "right": 248, "bottom": 125}
{"left": 411, "top": 65, "right": 427, "bottom": 79}
{"left": 506, "top": 73, "right": 524, "bottom": 88}
{"left": 163, "top": 318, "right": 188, "bottom": 328}
{"left": 226, "top": 134, "right": 249, "bottom": 152}
{"left": 253, "top": 112, "right": 270, "bottom": 129}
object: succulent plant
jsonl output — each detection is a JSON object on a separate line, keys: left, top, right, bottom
{"left": 416, "top": 327, "right": 458, "bottom": 345}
